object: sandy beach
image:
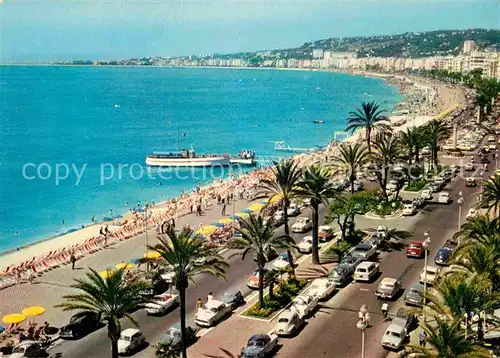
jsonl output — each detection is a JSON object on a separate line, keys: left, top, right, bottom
{"left": 0, "top": 71, "right": 468, "bottom": 280}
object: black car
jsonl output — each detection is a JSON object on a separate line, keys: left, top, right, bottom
{"left": 140, "top": 275, "right": 169, "bottom": 298}
{"left": 222, "top": 290, "right": 245, "bottom": 309}
{"left": 434, "top": 247, "right": 453, "bottom": 266}
{"left": 157, "top": 323, "right": 197, "bottom": 352}
{"left": 60, "top": 312, "right": 100, "bottom": 339}
{"left": 394, "top": 308, "right": 417, "bottom": 331}
{"left": 328, "top": 263, "right": 354, "bottom": 287}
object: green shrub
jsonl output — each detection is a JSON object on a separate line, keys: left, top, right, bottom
{"left": 405, "top": 178, "right": 427, "bottom": 191}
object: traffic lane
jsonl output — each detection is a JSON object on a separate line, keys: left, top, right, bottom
{"left": 50, "top": 207, "right": 327, "bottom": 357}
{"left": 276, "top": 175, "right": 475, "bottom": 358}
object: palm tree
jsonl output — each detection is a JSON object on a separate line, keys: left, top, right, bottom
{"left": 296, "top": 164, "right": 338, "bottom": 264}
{"left": 331, "top": 142, "right": 369, "bottom": 194}
{"left": 405, "top": 318, "right": 492, "bottom": 358}
{"left": 150, "top": 227, "right": 228, "bottom": 358}
{"left": 345, "top": 101, "right": 390, "bottom": 153}
{"left": 422, "top": 119, "right": 450, "bottom": 169}
{"left": 228, "top": 214, "right": 295, "bottom": 308}
{"left": 453, "top": 215, "right": 500, "bottom": 246}
{"left": 326, "top": 193, "right": 372, "bottom": 241}
{"left": 55, "top": 268, "right": 148, "bottom": 358}
{"left": 399, "top": 126, "right": 423, "bottom": 164}
{"left": 258, "top": 159, "right": 302, "bottom": 276}
{"left": 478, "top": 175, "right": 500, "bottom": 218}
{"left": 370, "top": 132, "right": 402, "bottom": 201}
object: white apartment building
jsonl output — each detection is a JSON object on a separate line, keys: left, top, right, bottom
{"left": 463, "top": 40, "right": 478, "bottom": 54}
{"left": 312, "top": 49, "right": 324, "bottom": 59}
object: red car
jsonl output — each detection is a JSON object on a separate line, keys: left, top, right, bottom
{"left": 406, "top": 241, "right": 424, "bottom": 258}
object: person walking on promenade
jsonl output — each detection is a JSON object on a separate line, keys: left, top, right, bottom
{"left": 419, "top": 331, "right": 427, "bottom": 347}
{"left": 70, "top": 251, "right": 76, "bottom": 270}
{"left": 207, "top": 292, "right": 214, "bottom": 302}
{"left": 196, "top": 298, "right": 203, "bottom": 312}
{"left": 381, "top": 302, "right": 389, "bottom": 321}
{"left": 221, "top": 203, "right": 226, "bottom": 216}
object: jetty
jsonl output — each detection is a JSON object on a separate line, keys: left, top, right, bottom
{"left": 270, "top": 140, "right": 319, "bottom": 153}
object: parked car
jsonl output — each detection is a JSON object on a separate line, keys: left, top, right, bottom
{"left": 420, "top": 189, "right": 432, "bottom": 200}
{"left": 354, "top": 261, "right": 379, "bottom": 282}
{"left": 368, "top": 232, "right": 384, "bottom": 248}
{"left": 419, "top": 265, "right": 441, "bottom": 286}
{"left": 466, "top": 208, "right": 478, "bottom": 219}
{"left": 464, "top": 163, "right": 475, "bottom": 171}
{"left": 404, "top": 283, "right": 424, "bottom": 307}
{"left": 466, "top": 177, "right": 477, "bottom": 187}
{"left": 273, "top": 309, "right": 303, "bottom": 337}
{"left": 328, "top": 263, "right": 354, "bottom": 287}
{"left": 10, "top": 341, "right": 47, "bottom": 358}
{"left": 140, "top": 275, "right": 169, "bottom": 298}
{"left": 221, "top": 290, "right": 245, "bottom": 309}
{"left": 308, "top": 278, "right": 336, "bottom": 300}
{"left": 428, "top": 183, "right": 441, "bottom": 193}
{"left": 117, "top": 328, "right": 145, "bottom": 355}
{"left": 341, "top": 254, "right": 363, "bottom": 269}
{"left": 271, "top": 211, "right": 285, "bottom": 227}
{"left": 352, "top": 242, "right": 377, "bottom": 260}
{"left": 271, "top": 253, "right": 291, "bottom": 271}
{"left": 394, "top": 308, "right": 417, "bottom": 330}
{"left": 194, "top": 299, "right": 232, "bottom": 327}
{"left": 318, "top": 225, "right": 334, "bottom": 242}
{"left": 297, "top": 236, "right": 314, "bottom": 254}
{"left": 241, "top": 333, "right": 278, "bottom": 358}
{"left": 291, "top": 294, "right": 318, "bottom": 318}
{"left": 157, "top": 323, "right": 197, "bottom": 352}
{"left": 59, "top": 311, "right": 101, "bottom": 339}
{"left": 406, "top": 241, "right": 424, "bottom": 258}
{"left": 145, "top": 292, "right": 180, "bottom": 315}
{"left": 247, "top": 269, "right": 269, "bottom": 289}
{"left": 375, "top": 277, "right": 402, "bottom": 300}
{"left": 287, "top": 204, "right": 301, "bottom": 217}
{"left": 402, "top": 203, "right": 416, "bottom": 216}
{"left": 381, "top": 323, "right": 407, "bottom": 351}
{"left": 292, "top": 217, "right": 312, "bottom": 233}
{"left": 434, "top": 247, "right": 453, "bottom": 266}
{"left": 437, "top": 192, "right": 451, "bottom": 204}
{"left": 377, "top": 225, "right": 389, "bottom": 239}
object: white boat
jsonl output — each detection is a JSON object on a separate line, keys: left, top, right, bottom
{"left": 146, "top": 149, "right": 230, "bottom": 167}
{"left": 230, "top": 150, "right": 256, "bottom": 166}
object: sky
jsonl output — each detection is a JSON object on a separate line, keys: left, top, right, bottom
{"left": 0, "top": 0, "right": 499, "bottom": 62}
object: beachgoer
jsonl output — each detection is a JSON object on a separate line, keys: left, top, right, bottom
{"left": 207, "top": 292, "right": 214, "bottom": 301}
{"left": 27, "top": 266, "right": 35, "bottom": 284}
{"left": 70, "top": 252, "right": 76, "bottom": 270}
{"left": 419, "top": 331, "right": 427, "bottom": 346}
{"left": 15, "top": 268, "right": 20, "bottom": 284}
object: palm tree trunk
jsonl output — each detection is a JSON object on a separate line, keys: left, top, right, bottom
{"left": 311, "top": 204, "right": 320, "bottom": 265}
{"left": 282, "top": 200, "right": 296, "bottom": 277}
{"left": 111, "top": 340, "right": 118, "bottom": 358}
{"left": 108, "top": 319, "right": 120, "bottom": 358}
{"left": 366, "top": 128, "right": 372, "bottom": 153}
{"left": 179, "top": 276, "right": 188, "bottom": 358}
{"left": 258, "top": 265, "right": 265, "bottom": 308}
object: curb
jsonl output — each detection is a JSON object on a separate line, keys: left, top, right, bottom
{"left": 364, "top": 209, "right": 404, "bottom": 220}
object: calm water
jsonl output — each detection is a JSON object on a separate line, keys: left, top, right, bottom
{"left": 0, "top": 66, "right": 401, "bottom": 251}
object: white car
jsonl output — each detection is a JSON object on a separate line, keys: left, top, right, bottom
{"left": 287, "top": 204, "right": 301, "bottom": 217}
{"left": 488, "top": 135, "right": 496, "bottom": 142}
{"left": 297, "top": 236, "right": 313, "bottom": 253}
{"left": 308, "top": 278, "right": 336, "bottom": 300}
{"left": 464, "top": 163, "right": 474, "bottom": 171}
{"left": 194, "top": 299, "right": 232, "bottom": 327}
{"left": 292, "top": 217, "right": 312, "bottom": 233}
{"left": 402, "top": 203, "right": 416, "bottom": 216}
{"left": 377, "top": 225, "right": 388, "bottom": 239}
{"left": 271, "top": 253, "right": 291, "bottom": 271}
{"left": 352, "top": 242, "right": 377, "bottom": 260}
{"left": 381, "top": 323, "right": 407, "bottom": 350}
{"left": 437, "top": 192, "right": 451, "bottom": 204}
{"left": 117, "top": 328, "right": 146, "bottom": 355}
{"left": 273, "top": 309, "right": 303, "bottom": 337}
{"left": 466, "top": 208, "right": 478, "bottom": 219}
{"left": 419, "top": 265, "right": 441, "bottom": 286}
{"left": 420, "top": 189, "right": 432, "bottom": 200}
{"left": 291, "top": 294, "right": 318, "bottom": 318}
{"left": 145, "top": 292, "right": 180, "bottom": 315}
{"left": 489, "top": 144, "right": 496, "bottom": 150}
{"left": 160, "top": 265, "right": 176, "bottom": 283}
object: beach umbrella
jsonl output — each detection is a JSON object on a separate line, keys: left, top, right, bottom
{"left": 198, "top": 225, "right": 218, "bottom": 235}
{"left": 248, "top": 203, "right": 265, "bottom": 211}
{"left": 218, "top": 217, "right": 233, "bottom": 225}
{"left": 2, "top": 314, "right": 26, "bottom": 325}
{"left": 102, "top": 217, "right": 113, "bottom": 222}
{"left": 235, "top": 211, "right": 250, "bottom": 218}
{"left": 115, "top": 262, "right": 136, "bottom": 270}
{"left": 0, "top": 325, "right": 5, "bottom": 333}
{"left": 98, "top": 270, "right": 116, "bottom": 279}
{"left": 22, "top": 306, "right": 45, "bottom": 319}
{"left": 269, "top": 194, "right": 283, "bottom": 204}
{"left": 229, "top": 215, "right": 241, "bottom": 220}
{"left": 260, "top": 199, "right": 270, "bottom": 204}
{"left": 129, "top": 258, "right": 142, "bottom": 265}
{"left": 211, "top": 222, "right": 224, "bottom": 228}
{"left": 144, "top": 251, "right": 161, "bottom": 260}
{"left": 240, "top": 208, "right": 253, "bottom": 213}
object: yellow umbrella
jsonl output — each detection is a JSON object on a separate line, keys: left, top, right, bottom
{"left": 144, "top": 251, "right": 161, "bottom": 259}
{"left": 199, "top": 225, "right": 218, "bottom": 235}
{"left": 269, "top": 194, "right": 283, "bottom": 204}
{"left": 115, "top": 262, "right": 137, "bottom": 270}
{"left": 2, "top": 313, "right": 26, "bottom": 325}
{"left": 218, "top": 217, "right": 233, "bottom": 224}
{"left": 99, "top": 270, "right": 116, "bottom": 279}
{"left": 22, "top": 306, "right": 45, "bottom": 317}
{"left": 248, "top": 203, "right": 265, "bottom": 211}
{"left": 235, "top": 211, "right": 250, "bottom": 218}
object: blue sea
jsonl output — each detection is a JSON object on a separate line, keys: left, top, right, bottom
{"left": 0, "top": 66, "right": 401, "bottom": 252}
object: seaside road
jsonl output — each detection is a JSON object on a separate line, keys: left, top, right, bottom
{"left": 274, "top": 173, "right": 480, "bottom": 358}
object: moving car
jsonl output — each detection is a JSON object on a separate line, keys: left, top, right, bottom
{"left": 247, "top": 269, "right": 269, "bottom": 289}
{"left": 375, "top": 277, "right": 402, "bottom": 300}
{"left": 488, "top": 135, "right": 496, "bottom": 142}
{"left": 381, "top": 323, "right": 407, "bottom": 350}
{"left": 291, "top": 294, "right": 318, "bottom": 318}
{"left": 340, "top": 254, "right": 363, "bottom": 269}
{"left": 404, "top": 283, "right": 424, "bottom": 307}
{"left": 241, "top": 333, "right": 278, "bottom": 358}
{"left": 273, "top": 309, "right": 303, "bottom": 337}
{"left": 157, "top": 323, "right": 197, "bottom": 352}
{"left": 354, "top": 261, "right": 379, "bottom": 282}
{"left": 59, "top": 311, "right": 101, "bottom": 339}
{"left": 271, "top": 253, "right": 291, "bottom": 271}
{"left": 222, "top": 289, "right": 245, "bottom": 309}
{"left": 194, "top": 299, "right": 232, "bottom": 327}
{"left": 318, "top": 225, "right": 334, "bottom": 242}
{"left": 10, "top": 341, "right": 47, "bottom": 358}
{"left": 395, "top": 308, "right": 417, "bottom": 330}
{"left": 145, "top": 292, "right": 180, "bottom": 315}
{"left": 466, "top": 208, "right": 478, "bottom": 219}
{"left": 402, "top": 203, "right": 416, "bottom": 216}
{"left": 352, "top": 242, "right": 376, "bottom": 260}
{"left": 420, "top": 189, "right": 432, "bottom": 200}
{"left": 287, "top": 204, "right": 301, "bottom": 217}
{"left": 464, "top": 163, "right": 475, "bottom": 171}
{"left": 434, "top": 247, "right": 453, "bottom": 266}
{"left": 297, "top": 236, "right": 314, "bottom": 254}
{"left": 308, "top": 278, "right": 336, "bottom": 300}
{"left": 419, "top": 265, "right": 441, "bottom": 286}
{"left": 437, "top": 192, "right": 451, "bottom": 204}
{"left": 328, "top": 263, "right": 354, "bottom": 287}
{"left": 406, "top": 241, "right": 424, "bottom": 258}
{"left": 377, "top": 225, "right": 389, "bottom": 239}
{"left": 465, "top": 177, "right": 477, "bottom": 187}
{"left": 292, "top": 217, "right": 312, "bottom": 233}
{"left": 271, "top": 211, "right": 285, "bottom": 227}
{"left": 117, "top": 328, "right": 145, "bottom": 355}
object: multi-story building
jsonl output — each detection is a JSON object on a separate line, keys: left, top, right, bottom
{"left": 463, "top": 40, "right": 478, "bottom": 54}
{"left": 312, "top": 49, "right": 324, "bottom": 59}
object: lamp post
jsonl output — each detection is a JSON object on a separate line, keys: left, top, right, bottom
{"left": 457, "top": 191, "right": 464, "bottom": 235}
{"left": 357, "top": 304, "right": 371, "bottom": 358}
{"left": 495, "top": 150, "right": 498, "bottom": 170}
{"left": 143, "top": 201, "right": 151, "bottom": 270}
{"left": 422, "top": 232, "right": 431, "bottom": 323}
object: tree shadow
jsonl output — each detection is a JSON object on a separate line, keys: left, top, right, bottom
{"left": 379, "top": 241, "right": 406, "bottom": 253}
{"left": 296, "top": 265, "right": 329, "bottom": 280}
{"left": 203, "top": 347, "right": 240, "bottom": 358}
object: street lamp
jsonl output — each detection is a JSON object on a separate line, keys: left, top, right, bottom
{"left": 457, "top": 191, "right": 464, "bottom": 235}
{"left": 495, "top": 149, "right": 498, "bottom": 170}
{"left": 143, "top": 201, "right": 152, "bottom": 270}
{"left": 357, "top": 304, "right": 371, "bottom": 358}
{"left": 422, "top": 232, "right": 431, "bottom": 323}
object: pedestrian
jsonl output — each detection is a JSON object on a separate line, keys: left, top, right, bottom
{"left": 419, "top": 330, "right": 427, "bottom": 346}
{"left": 196, "top": 298, "right": 203, "bottom": 312}
{"left": 381, "top": 302, "right": 388, "bottom": 321}
{"left": 171, "top": 217, "right": 175, "bottom": 228}
{"left": 190, "top": 204, "right": 194, "bottom": 214}
{"left": 70, "top": 251, "right": 76, "bottom": 270}
{"left": 221, "top": 203, "right": 226, "bottom": 216}
{"left": 207, "top": 292, "right": 214, "bottom": 301}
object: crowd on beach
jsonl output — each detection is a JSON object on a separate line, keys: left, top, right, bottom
{"left": 0, "top": 73, "right": 468, "bottom": 290}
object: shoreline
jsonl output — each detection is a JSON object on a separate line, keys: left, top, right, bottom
{"left": 0, "top": 70, "right": 467, "bottom": 270}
